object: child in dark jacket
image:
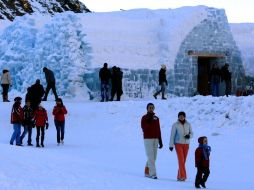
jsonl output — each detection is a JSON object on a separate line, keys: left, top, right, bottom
{"left": 33, "top": 105, "right": 48, "bottom": 147}
{"left": 195, "top": 136, "right": 211, "bottom": 188}
{"left": 20, "top": 100, "right": 34, "bottom": 146}
{"left": 53, "top": 98, "right": 67, "bottom": 145}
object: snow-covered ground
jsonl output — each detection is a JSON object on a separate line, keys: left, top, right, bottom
{"left": 1, "top": 96, "right": 254, "bottom": 190}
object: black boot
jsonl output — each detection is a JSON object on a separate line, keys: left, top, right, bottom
{"left": 36, "top": 143, "right": 40, "bottom": 147}
{"left": 200, "top": 181, "right": 206, "bottom": 188}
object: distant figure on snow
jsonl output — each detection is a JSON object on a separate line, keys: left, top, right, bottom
{"left": 221, "top": 63, "right": 231, "bottom": 97}
{"left": 141, "top": 103, "right": 163, "bottom": 179}
{"left": 29, "top": 79, "right": 45, "bottom": 111}
{"left": 195, "top": 136, "right": 211, "bottom": 189}
{"left": 20, "top": 100, "right": 34, "bottom": 146}
{"left": 33, "top": 104, "right": 48, "bottom": 148}
{"left": 1, "top": 69, "right": 12, "bottom": 102}
{"left": 153, "top": 65, "right": 167, "bottom": 100}
{"left": 53, "top": 98, "right": 67, "bottom": 145}
{"left": 110, "top": 66, "right": 123, "bottom": 101}
{"left": 210, "top": 63, "right": 221, "bottom": 97}
{"left": 10, "top": 97, "right": 23, "bottom": 146}
{"left": 169, "top": 111, "right": 193, "bottom": 181}
{"left": 99, "top": 63, "right": 111, "bottom": 102}
{"left": 42, "top": 67, "right": 58, "bottom": 101}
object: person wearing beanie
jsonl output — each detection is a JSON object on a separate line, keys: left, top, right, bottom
{"left": 169, "top": 111, "right": 193, "bottom": 181}
{"left": 195, "top": 136, "right": 211, "bottom": 188}
{"left": 10, "top": 97, "right": 23, "bottom": 146}
{"left": 53, "top": 98, "right": 68, "bottom": 145}
{"left": 153, "top": 65, "right": 168, "bottom": 100}
{"left": 141, "top": 103, "right": 163, "bottom": 179}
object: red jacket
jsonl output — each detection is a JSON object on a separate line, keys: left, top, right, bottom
{"left": 11, "top": 103, "right": 24, "bottom": 124}
{"left": 33, "top": 108, "right": 48, "bottom": 127}
{"left": 141, "top": 113, "right": 161, "bottom": 139}
{"left": 52, "top": 105, "right": 67, "bottom": 122}
{"left": 195, "top": 137, "right": 210, "bottom": 168}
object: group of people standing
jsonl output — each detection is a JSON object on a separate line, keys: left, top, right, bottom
{"left": 10, "top": 96, "right": 67, "bottom": 147}
{"left": 99, "top": 63, "right": 123, "bottom": 102}
{"left": 210, "top": 63, "right": 232, "bottom": 97}
{"left": 4, "top": 66, "right": 67, "bottom": 147}
{"left": 141, "top": 103, "right": 211, "bottom": 188}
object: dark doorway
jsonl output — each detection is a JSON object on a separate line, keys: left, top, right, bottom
{"left": 197, "top": 57, "right": 219, "bottom": 95}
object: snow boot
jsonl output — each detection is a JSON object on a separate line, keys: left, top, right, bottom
{"left": 36, "top": 143, "right": 40, "bottom": 147}
{"left": 144, "top": 166, "right": 149, "bottom": 177}
{"left": 200, "top": 181, "right": 206, "bottom": 188}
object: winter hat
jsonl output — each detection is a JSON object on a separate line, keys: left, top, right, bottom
{"left": 161, "top": 64, "right": 166, "bottom": 69}
{"left": 14, "top": 96, "right": 22, "bottom": 102}
{"left": 198, "top": 136, "right": 207, "bottom": 144}
{"left": 178, "top": 111, "right": 186, "bottom": 118}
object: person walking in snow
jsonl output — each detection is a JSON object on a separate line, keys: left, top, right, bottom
{"left": 141, "top": 103, "right": 163, "bottom": 179}
{"left": 20, "top": 100, "right": 34, "bottom": 146}
{"left": 53, "top": 98, "right": 67, "bottom": 145}
{"left": 169, "top": 111, "right": 193, "bottom": 181}
{"left": 42, "top": 67, "right": 58, "bottom": 101}
{"left": 33, "top": 104, "right": 48, "bottom": 147}
{"left": 1, "top": 69, "right": 12, "bottom": 102}
{"left": 153, "top": 65, "right": 167, "bottom": 100}
{"left": 195, "top": 136, "right": 211, "bottom": 188}
{"left": 99, "top": 63, "right": 111, "bottom": 102}
{"left": 10, "top": 97, "right": 23, "bottom": 146}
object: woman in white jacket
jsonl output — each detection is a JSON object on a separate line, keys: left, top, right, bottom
{"left": 169, "top": 111, "right": 193, "bottom": 181}
{"left": 1, "top": 69, "right": 12, "bottom": 102}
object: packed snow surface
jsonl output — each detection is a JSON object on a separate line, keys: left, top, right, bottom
{"left": 0, "top": 96, "right": 254, "bottom": 189}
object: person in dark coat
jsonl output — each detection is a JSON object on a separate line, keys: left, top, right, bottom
{"left": 99, "top": 63, "right": 111, "bottom": 102}
{"left": 210, "top": 63, "right": 221, "bottom": 97}
{"left": 20, "top": 100, "right": 34, "bottom": 146}
{"left": 110, "top": 66, "right": 117, "bottom": 101}
{"left": 42, "top": 67, "right": 58, "bottom": 101}
{"left": 153, "top": 65, "right": 167, "bottom": 100}
{"left": 116, "top": 67, "right": 123, "bottom": 101}
{"left": 221, "top": 63, "right": 231, "bottom": 97}
{"left": 195, "top": 136, "right": 211, "bottom": 188}
{"left": 30, "top": 79, "right": 45, "bottom": 111}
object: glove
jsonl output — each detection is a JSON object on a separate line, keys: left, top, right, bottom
{"left": 184, "top": 134, "right": 190, "bottom": 139}
{"left": 158, "top": 138, "right": 163, "bottom": 149}
{"left": 45, "top": 123, "right": 49, "bottom": 129}
{"left": 169, "top": 147, "right": 173, "bottom": 151}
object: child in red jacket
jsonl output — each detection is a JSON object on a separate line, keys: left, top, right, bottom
{"left": 195, "top": 136, "right": 211, "bottom": 188}
{"left": 33, "top": 105, "right": 48, "bottom": 147}
{"left": 53, "top": 98, "right": 67, "bottom": 145}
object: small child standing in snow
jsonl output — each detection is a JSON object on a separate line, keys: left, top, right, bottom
{"left": 52, "top": 98, "right": 67, "bottom": 145}
{"left": 33, "top": 105, "right": 48, "bottom": 147}
{"left": 195, "top": 136, "right": 211, "bottom": 188}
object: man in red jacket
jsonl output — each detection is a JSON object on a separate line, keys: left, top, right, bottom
{"left": 141, "top": 103, "right": 163, "bottom": 179}
{"left": 195, "top": 136, "right": 211, "bottom": 188}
